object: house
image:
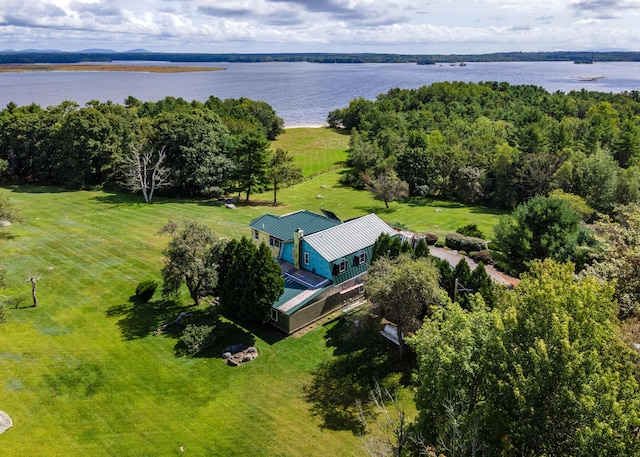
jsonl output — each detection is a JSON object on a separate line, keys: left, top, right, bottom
{"left": 249, "top": 210, "right": 397, "bottom": 334}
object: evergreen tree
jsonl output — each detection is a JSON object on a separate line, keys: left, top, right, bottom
{"left": 218, "top": 236, "right": 284, "bottom": 323}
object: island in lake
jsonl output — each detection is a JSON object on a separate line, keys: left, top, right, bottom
{"left": 0, "top": 64, "right": 225, "bottom": 73}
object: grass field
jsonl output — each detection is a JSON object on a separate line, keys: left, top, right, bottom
{"left": 0, "top": 128, "right": 505, "bottom": 456}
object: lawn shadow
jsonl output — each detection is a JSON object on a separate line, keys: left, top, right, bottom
{"left": 304, "top": 311, "right": 414, "bottom": 433}
{"left": 405, "top": 197, "right": 466, "bottom": 209}
{"left": 105, "top": 296, "right": 190, "bottom": 340}
{"left": 171, "top": 309, "right": 257, "bottom": 359}
{"left": 8, "top": 184, "right": 74, "bottom": 194}
{"left": 92, "top": 192, "right": 223, "bottom": 208}
{"left": 354, "top": 205, "right": 397, "bottom": 215}
{"left": 0, "top": 231, "right": 17, "bottom": 240}
{"left": 218, "top": 310, "right": 286, "bottom": 346}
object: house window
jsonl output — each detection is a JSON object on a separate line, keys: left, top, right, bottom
{"left": 253, "top": 229, "right": 260, "bottom": 240}
{"left": 271, "top": 308, "right": 278, "bottom": 322}
{"left": 357, "top": 252, "right": 366, "bottom": 265}
{"left": 304, "top": 252, "right": 310, "bottom": 265}
{"left": 269, "top": 236, "right": 281, "bottom": 248}
{"left": 339, "top": 259, "right": 347, "bottom": 273}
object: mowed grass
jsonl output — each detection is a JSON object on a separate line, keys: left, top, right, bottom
{"left": 0, "top": 128, "right": 505, "bottom": 456}
{"left": 270, "top": 127, "right": 350, "bottom": 177}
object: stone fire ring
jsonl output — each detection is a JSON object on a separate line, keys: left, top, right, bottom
{"left": 222, "top": 343, "right": 259, "bottom": 366}
{"left": 0, "top": 411, "right": 13, "bottom": 434}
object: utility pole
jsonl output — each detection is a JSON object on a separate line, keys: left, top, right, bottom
{"left": 453, "top": 277, "right": 473, "bottom": 302}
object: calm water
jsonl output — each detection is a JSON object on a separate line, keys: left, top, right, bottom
{"left": 1, "top": 61, "right": 639, "bottom": 127}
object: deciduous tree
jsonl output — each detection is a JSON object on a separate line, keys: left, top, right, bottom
{"left": 124, "top": 145, "right": 171, "bottom": 203}
{"left": 366, "top": 254, "right": 441, "bottom": 356}
{"left": 410, "top": 260, "right": 640, "bottom": 457}
{"left": 159, "top": 220, "right": 226, "bottom": 306}
{"left": 364, "top": 169, "right": 409, "bottom": 208}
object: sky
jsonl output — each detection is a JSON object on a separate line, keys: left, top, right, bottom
{"left": 1, "top": 0, "right": 640, "bottom": 54}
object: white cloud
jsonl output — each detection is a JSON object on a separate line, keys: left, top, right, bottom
{"left": 0, "top": 0, "right": 638, "bottom": 52}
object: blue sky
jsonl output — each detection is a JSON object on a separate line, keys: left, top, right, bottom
{"left": 1, "top": 0, "right": 639, "bottom": 54}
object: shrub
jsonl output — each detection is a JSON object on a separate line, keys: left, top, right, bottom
{"left": 460, "top": 236, "right": 488, "bottom": 253}
{"left": 435, "top": 240, "right": 446, "bottom": 248}
{"left": 456, "top": 223, "right": 484, "bottom": 239}
{"left": 425, "top": 233, "right": 439, "bottom": 245}
{"left": 446, "top": 232, "right": 488, "bottom": 252}
{"left": 445, "top": 232, "right": 465, "bottom": 250}
{"left": 0, "top": 304, "right": 6, "bottom": 323}
{"left": 135, "top": 279, "right": 159, "bottom": 303}
{"left": 473, "top": 250, "right": 494, "bottom": 265}
{"left": 181, "top": 323, "right": 217, "bottom": 354}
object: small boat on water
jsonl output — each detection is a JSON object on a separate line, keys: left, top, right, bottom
{"left": 571, "top": 75, "right": 606, "bottom": 82}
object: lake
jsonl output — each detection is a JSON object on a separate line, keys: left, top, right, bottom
{"left": 1, "top": 60, "right": 640, "bottom": 127}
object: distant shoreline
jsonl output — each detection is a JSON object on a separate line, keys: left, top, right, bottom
{"left": 285, "top": 123, "right": 327, "bottom": 129}
{"left": 0, "top": 64, "right": 225, "bottom": 73}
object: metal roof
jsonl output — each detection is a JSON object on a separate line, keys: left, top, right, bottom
{"left": 249, "top": 210, "right": 342, "bottom": 241}
{"left": 303, "top": 213, "right": 396, "bottom": 262}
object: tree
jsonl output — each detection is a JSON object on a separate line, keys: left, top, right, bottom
{"left": 268, "top": 148, "right": 302, "bottom": 204}
{"left": 613, "top": 118, "right": 640, "bottom": 168}
{"left": 410, "top": 260, "right": 640, "bottom": 457}
{"left": 358, "top": 382, "right": 411, "bottom": 457}
{"left": 150, "top": 110, "right": 234, "bottom": 197}
{"left": 217, "top": 237, "right": 284, "bottom": 323}
{"left": 366, "top": 254, "right": 441, "bottom": 356}
{"left": 159, "top": 220, "right": 226, "bottom": 306}
{"left": 409, "top": 298, "right": 495, "bottom": 456}
{"left": 234, "top": 131, "right": 270, "bottom": 202}
{"left": 364, "top": 169, "right": 409, "bottom": 208}
{"left": 0, "top": 194, "right": 21, "bottom": 223}
{"left": 492, "top": 195, "right": 585, "bottom": 275}
{"left": 573, "top": 151, "right": 621, "bottom": 212}
{"left": 25, "top": 273, "right": 40, "bottom": 307}
{"left": 124, "top": 145, "right": 171, "bottom": 203}
{"left": 586, "top": 203, "right": 640, "bottom": 316}
{"left": 371, "top": 233, "right": 395, "bottom": 262}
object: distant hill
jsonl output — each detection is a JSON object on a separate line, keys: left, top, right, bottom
{"left": 76, "top": 48, "right": 117, "bottom": 54}
{"left": 124, "top": 49, "right": 152, "bottom": 53}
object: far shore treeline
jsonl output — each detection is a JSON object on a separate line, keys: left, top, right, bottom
{"left": 2, "top": 50, "right": 640, "bottom": 65}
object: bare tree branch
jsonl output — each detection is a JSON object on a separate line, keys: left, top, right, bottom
{"left": 124, "top": 145, "right": 171, "bottom": 203}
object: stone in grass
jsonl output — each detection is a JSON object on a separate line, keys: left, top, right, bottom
{"left": 0, "top": 411, "right": 12, "bottom": 434}
{"left": 222, "top": 352, "right": 233, "bottom": 360}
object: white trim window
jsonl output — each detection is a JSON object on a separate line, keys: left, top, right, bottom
{"left": 269, "top": 236, "right": 281, "bottom": 248}
{"left": 271, "top": 308, "right": 279, "bottom": 322}
{"left": 253, "top": 229, "right": 260, "bottom": 240}
{"left": 357, "top": 252, "right": 366, "bottom": 265}
{"left": 339, "top": 259, "right": 347, "bottom": 273}
{"left": 304, "top": 252, "right": 310, "bottom": 265}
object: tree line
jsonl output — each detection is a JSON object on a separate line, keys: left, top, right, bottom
{"left": 330, "top": 81, "right": 640, "bottom": 212}
{"left": 0, "top": 96, "right": 301, "bottom": 202}
{"left": 3, "top": 51, "right": 640, "bottom": 65}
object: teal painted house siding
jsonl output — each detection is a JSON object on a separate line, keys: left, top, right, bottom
{"left": 281, "top": 242, "right": 294, "bottom": 263}
{"left": 330, "top": 245, "right": 373, "bottom": 284}
{"left": 301, "top": 243, "right": 332, "bottom": 279}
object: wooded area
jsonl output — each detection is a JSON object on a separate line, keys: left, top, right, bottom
{"left": 0, "top": 95, "right": 286, "bottom": 200}
{"left": 331, "top": 81, "right": 640, "bottom": 212}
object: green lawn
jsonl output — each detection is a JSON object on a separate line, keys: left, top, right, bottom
{"left": 0, "top": 128, "right": 505, "bottom": 456}
{"left": 270, "top": 127, "right": 350, "bottom": 177}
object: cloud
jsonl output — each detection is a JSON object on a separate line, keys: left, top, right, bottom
{"left": 570, "top": 0, "right": 640, "bottom": 19}
{"left": 0, "top": 0, "right": 639, "bottom": 53}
